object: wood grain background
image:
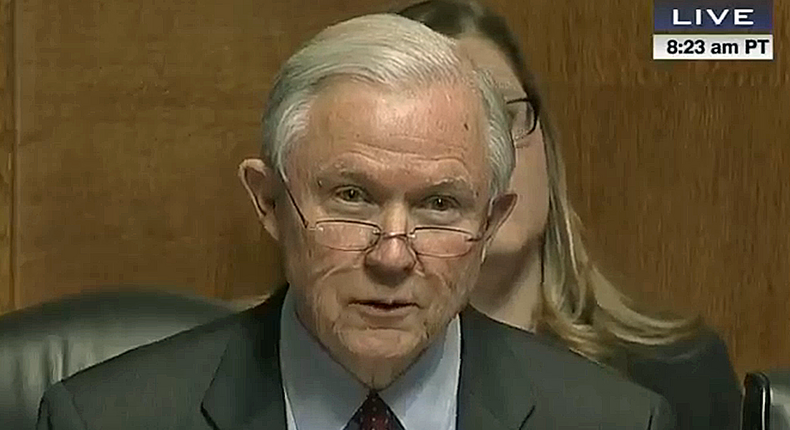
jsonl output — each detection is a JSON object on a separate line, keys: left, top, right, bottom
{"left": 3, "top": 0, "right": 789, "bottom": 380}
{"left": 0, "top": 0, "right": 14, "bottom": 313}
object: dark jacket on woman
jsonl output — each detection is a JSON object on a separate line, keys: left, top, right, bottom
{"left": 625, "top": 329, "right": 742, "bottom": 430}
{"left": 538, "top": 326, "right": 741, "bottom": 430}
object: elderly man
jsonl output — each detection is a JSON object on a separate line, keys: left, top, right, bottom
{"left": 37, "top": 14, "right": 673, "bottom": 430}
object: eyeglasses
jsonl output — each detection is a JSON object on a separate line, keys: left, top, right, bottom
{"left": 283, "top": 185, "right": 487, "bottom": 258}
{"left": 505, "top": 97, "right": 539, "bottom": 146}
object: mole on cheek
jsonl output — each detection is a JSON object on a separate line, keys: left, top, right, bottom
{"left": 463, "top": 122, "right": 469, "bottom": 131}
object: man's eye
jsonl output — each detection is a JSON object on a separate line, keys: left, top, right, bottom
{"left": 335, "top": 187, "right": 367, "bottom": 203}
{"left": 424, "top": 196, "right": 459, "bottom": 212}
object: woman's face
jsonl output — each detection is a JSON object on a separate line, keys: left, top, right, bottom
{"left": 458, "top": 36, "right": 550, "bottom": 261}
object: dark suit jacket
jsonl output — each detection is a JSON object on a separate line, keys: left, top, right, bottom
{"left": 37, "top": 288, "right": 675, "bottom": 429}
{"left": 626, "top": 329, "right": 742, "bottom": 430}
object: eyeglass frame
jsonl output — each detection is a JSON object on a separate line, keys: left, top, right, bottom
{"left": 505, "top": 96, "right": 540, "bottom": 146}
{"left": 281, "top": 182, "right": 492, "bottom": 258}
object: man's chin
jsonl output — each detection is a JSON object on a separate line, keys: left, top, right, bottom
{"left": 339, "top": 328, "right": 423, "bottom": 360}
{"left": 332, "top": 328, "right": 424, "bottom": 389}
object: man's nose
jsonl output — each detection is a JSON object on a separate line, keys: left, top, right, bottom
{"left": 364, "top": 207, "right": 416, "bottom": 286}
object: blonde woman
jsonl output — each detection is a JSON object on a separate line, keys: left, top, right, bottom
{"left": 398, "top": 1, "right": 741, "bottom": 429}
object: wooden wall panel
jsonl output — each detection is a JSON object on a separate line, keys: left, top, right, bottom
{"left": 15, "top": 0, "right": 386, "bottom": 306}
{"left": 559, "top": 82, "right": 790, "bottom": 379}
{"left": 14, "top": 0, "right": 790, "bottom": 381}
{"left": 491, "top": 0, "right": 790, "bottom": 379}
{"left": 0, "top": 0, "right": 14, "bottom": 313}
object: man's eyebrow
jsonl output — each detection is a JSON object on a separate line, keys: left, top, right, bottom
{"left": 315, "top": 169, "right": 374, "bottom": 186}
{"left": 411, "top": 178, "right": 477, "bottom": 199}
{"left": 315, "top": 170, "right": 477, "bottom": 198}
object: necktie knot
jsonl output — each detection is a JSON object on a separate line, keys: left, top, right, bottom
{"left": 344, "top": 391, "right": 404, "bottom": 430}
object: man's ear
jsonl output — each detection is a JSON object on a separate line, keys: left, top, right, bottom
{"left": 238, "top": 158, "right": 282, "bottom": 241}
{"left": 481, "top": 192, "right": 517, "bottom": 259}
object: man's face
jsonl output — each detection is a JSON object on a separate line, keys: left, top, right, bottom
{"left": 274, "top": 79, "right": 504, "bottom": 386}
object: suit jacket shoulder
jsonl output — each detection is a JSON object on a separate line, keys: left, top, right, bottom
{"left": 460, "top": 307, "right": 675, "bottom": 429}
{"left": 625, "top": 327, "right": 741, "bottom": 430}
{"left": 37, "top": 293, "right": 285, "bottom": 430}
{"left": 38, "top": 313, "right": 238, "bottom": 430}
{"left": 38, "top": 291, "right": 674, "bottom": 430}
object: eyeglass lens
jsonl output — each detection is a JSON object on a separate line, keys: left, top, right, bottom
{"left": 313, "top": 221, "right": 476, "bottom": 258}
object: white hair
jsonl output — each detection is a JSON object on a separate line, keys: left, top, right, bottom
{"left": 261, "top": 13, "right": 514, "bottom": 196}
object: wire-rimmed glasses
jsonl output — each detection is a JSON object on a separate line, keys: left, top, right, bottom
{"left": 284, "top": 186, "right": 487, "bottom": 258}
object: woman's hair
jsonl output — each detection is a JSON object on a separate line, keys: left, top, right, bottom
{"left": 261, "top": 13, "right": 514, "bottom": 197}
{"left": 397, "top": 0, "right": 702, "bottom": 365}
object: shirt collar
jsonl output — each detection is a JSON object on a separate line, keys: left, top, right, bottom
{"left": 279, "top": 289, "right": 461, "bottom": 430}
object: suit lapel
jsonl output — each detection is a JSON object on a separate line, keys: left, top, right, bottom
{"left": 202, "top": 287, "right": 288, "bottom": 430}
{"left": 457, "top": 306, "right": 537, "bottom": 430}
{"left": 201, "top": 292, "right": 537, "bottom": 430}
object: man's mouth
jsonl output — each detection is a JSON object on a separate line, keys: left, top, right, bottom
{"left": 350, "top": 300, "right": 418, "bottom": 316}
{"left": 355, "top": 300, "right": 413, "bottom": 310}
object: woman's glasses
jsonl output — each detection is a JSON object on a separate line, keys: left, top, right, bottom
{"left": 505, "top": 97, "right": 539, "bottom": 146}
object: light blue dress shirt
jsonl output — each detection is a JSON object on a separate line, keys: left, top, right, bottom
{"left": 279, "top": 289, "right": 461, "bottom": 430}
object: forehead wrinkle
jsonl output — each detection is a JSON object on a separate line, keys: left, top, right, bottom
{"left": 323, "top": 143, "right": 478, "bottom": 165}
{"left": 313, "top": 150, "right": 479, "bottom": 193}
{"left": 315, "top": 146, "right": 474, "bottom": 172}
{"left": 297, "top": 78, "right": 491, "bottom": 195}
{"left": 364, "top": 133, "right": 481, "bottom": 158}
{"left": 313, "top": 83, "right": 486, "bottom": 153}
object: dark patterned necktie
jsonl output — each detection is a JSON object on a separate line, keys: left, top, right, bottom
{"left": 343, "top": 391, "right": 405, "bottom": 430}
